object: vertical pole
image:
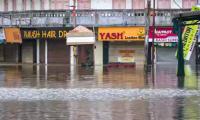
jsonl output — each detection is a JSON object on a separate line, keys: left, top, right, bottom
{"left": 70, "top": 0, "right": 77, "bottom": 66}
{"left": 152, "top": 0, "right": 155, "bottom": 64}
{"left": 177, "top": 23, "right": 185, "bottom": 76}
{"left": 45, "top": 39, "right": 48, "bottom": 65}
{"left": 36, "top": 39, "right": 40, "bottom": 64}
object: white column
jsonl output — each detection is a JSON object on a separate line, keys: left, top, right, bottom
{"left": 70, "top": 46, "right": 77, "bottom": 65}
{"left": 126, "top": 0, "right": 132, "bottom": 9}
{"left": 94, "top": 41, "right": 103, "bottom": 65}
{"left": 36, "top": 65, "right": 40, "bottom": 87}
{"left": 36, "top": 39, "right": 40, "bottom": 64}
{"left": 45, "top": 40, "right": 48, "bottom": 65}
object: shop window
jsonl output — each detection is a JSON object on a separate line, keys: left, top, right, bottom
{"left": 157, "top": 0, "right": 171, "bottom": 9}
{"left": 183, "top": 0, "right": 197, "bottom": 9}
{"left": 132, "top": 0, "right": 145, "bottom": 9}
{"left": 77, "top": 0, "right": 91, "bottom": 9}
{"left": 113, "top": 0, "right": 126, "bottom": 9}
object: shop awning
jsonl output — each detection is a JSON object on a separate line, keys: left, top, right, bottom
{"left": 4, "top": 28, "right": 22, "bottom": 43}
{"left": 66, "top": 26, "right": 95, "bottom": 45}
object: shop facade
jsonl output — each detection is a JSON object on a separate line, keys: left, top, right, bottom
{"left": 98, "top": 26, "right": 145, "bottom": 66}
{"left": 148, "top": 26, "right": 178, "bottom": 63}
{"left": 0, "top": 28, "right": 22, "bottom": 63}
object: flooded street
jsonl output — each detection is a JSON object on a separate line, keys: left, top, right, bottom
{"left": 0, "top": 64, "right": 199, "bottom": 120}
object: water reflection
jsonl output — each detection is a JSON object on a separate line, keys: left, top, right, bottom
{"left": 0, "top": 97, "right": 199, "bottom": 120}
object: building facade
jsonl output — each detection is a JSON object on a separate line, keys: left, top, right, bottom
{"left": 0, "top": 0, "right": 198, "bottom": 65}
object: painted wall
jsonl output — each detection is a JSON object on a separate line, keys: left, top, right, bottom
{"left": 113, "top": 0, "right": 126, "bottom": 9}
{"left": 126, "top": 0, "right": 132, "bottom": 9}
{"left": 34, "top": 0, "right": 41, "bottom": 10}
{"left": 43, "top": 0, "right": 50, "bottom": 10}
{"left": 16, "top": 0, "right": 23, "bottom": 11}
{"left": 91, "top": 0, "right": 112, "bottom": 9}
{"left": 8, "top": 0, "right": 13, "bottom": 11}
{"left": 0, "top": 0, "right": 4, "bottom": 11}
{"left": 26, "top": 0, "right": 31, "bottom": 10}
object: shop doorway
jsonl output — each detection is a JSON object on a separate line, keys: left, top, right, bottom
{"left": 78, "top": 45, "right": 94, "bottom": 66}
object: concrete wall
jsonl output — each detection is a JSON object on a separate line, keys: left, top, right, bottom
{"left": 0, "top": 0, "right": 4, "bottom": 11}
{"left": 26, "top": 0, "right": 32, "bottom": 10}
{"left": 8, "top": 0, "right": 13, "bottom": 11}
{"left": 126, "top": 0, "right": 132, "bottom": 9}
{"left": 43, "top": 0, "right": 50, "bottom": 10}
{"left": 16, "top": 0, "right": 23, "bottom": 11}
{"left": 34, "top": 0, "right": 41, "bottom": 10}
{"left": 91, "top": 0, "right": 112, "bottom": 9}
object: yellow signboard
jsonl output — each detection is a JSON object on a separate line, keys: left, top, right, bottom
{"left": 182, "top": 6, "right": 200, "bottom": 60}
{"left": 98, "top": 27, "right": 145, "bottom": 41}
{"left": 4, "top": 28, "right": 22, "bottom": 43}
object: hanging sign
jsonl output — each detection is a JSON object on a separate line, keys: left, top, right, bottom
{"left": 4, "top": 28, "right": 22, "bottom": 43}
{"left": 182, "top": 6, "right": 200, "bottom": 60}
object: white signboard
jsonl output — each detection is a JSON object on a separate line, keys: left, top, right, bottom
{"left": 67, "top": 36, "right": 95, "bottom": 45}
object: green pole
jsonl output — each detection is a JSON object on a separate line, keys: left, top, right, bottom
{"left": 177, "top": 23, "right": 185, "bottom": 76}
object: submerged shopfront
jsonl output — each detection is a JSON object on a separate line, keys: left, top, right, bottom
{"left": 148, "top": 26, "right": 178, "bottom": 63}
{"left": 98, "top": 27, "right": 145, "bottom": 65}
{"left": 21, "top": 27, "right": 95, "bottom": 65}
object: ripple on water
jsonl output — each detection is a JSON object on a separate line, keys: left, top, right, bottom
{"left": 0, "top": 88, "right": 199, "bottom": 101}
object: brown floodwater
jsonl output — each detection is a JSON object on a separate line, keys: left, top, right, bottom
{"left": 0, "top": 64, "right": 199, "bottom": 120}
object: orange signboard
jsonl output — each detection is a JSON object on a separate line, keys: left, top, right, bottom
{"left": 4, "top": 28, "right": 22, "bottom": 43}
{"left": 98, "top": 27, "right": 145, "bottom": 41}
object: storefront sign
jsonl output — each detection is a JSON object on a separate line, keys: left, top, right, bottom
{"left": 98, "top": 27, "right": 145, "bottom": 41}
{"left": 149, "top": 27, "right": 178, "bottom": 42}
{"left": 4, "top": 28, "right": 22, "bottom": 43}
{"left": 66, "top": 26, "right": 95, "bottom": 45}
{"left": 181, "top": 6, "right": 200, "bottom": 60}
{"left": 118, "top": 50, "right": 135, "bottom": 63}
{"left": 0, "top": 29, "right": 5, "bottom": 44}
{"left": 21, "top": 28, "right": 68, "bottom": 40}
